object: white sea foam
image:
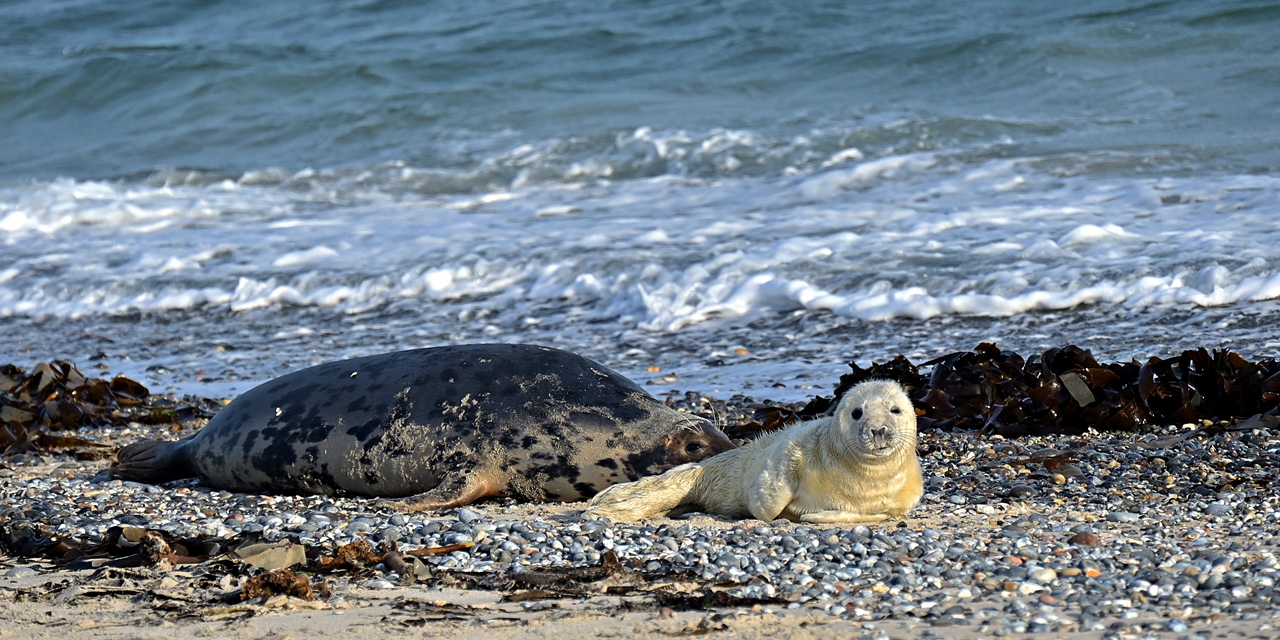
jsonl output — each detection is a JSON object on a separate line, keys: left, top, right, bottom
{"left": 272, "top": 246, "right": 340, "bottom": 268}
{"left": 798, "top": 153, "right": 938, "bottom": 199}
{"left": 2, "top": 146, "right": 1279, "bottom": 355}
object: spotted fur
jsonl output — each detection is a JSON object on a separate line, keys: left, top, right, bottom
{"left": 111, "top": 344, "right": 734, "bottom": 511}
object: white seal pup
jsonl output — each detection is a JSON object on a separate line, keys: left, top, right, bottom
{"left": 587, "top": 379, "right": 923, "bottom": 523}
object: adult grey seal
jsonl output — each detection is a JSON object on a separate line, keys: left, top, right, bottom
{"left": 110, "top": 344, "right": 735, "bottom": 511}
{"left": 588, "top": 380, "right": 922, "bottom": 523}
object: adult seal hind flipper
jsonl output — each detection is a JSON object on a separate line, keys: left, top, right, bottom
{"left": 110, "top": 344, "right": 735, "bottom": 510}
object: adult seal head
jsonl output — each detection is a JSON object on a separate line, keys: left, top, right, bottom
{"left": 588, "top": 379, "right": 923, "bottom": 523}
{"left": 111, "top": 344, "right": 735, "bottom": 510}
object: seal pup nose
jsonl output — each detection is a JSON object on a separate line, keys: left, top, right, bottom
{"left": 868, "top": 424, "right": 892, "bottom": 447}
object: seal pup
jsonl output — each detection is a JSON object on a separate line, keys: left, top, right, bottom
{"left": 111, "top": 344, "right": 734, "bottom": 511}
{"left": 587, "top": 379, "right": 922, "bottom": 523}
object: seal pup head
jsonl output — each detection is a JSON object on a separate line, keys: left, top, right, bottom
{"left": 831, "top": 379, "right": 917, "bottom": 459}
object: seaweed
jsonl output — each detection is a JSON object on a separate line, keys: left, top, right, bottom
{"left": 742, "top": 344, "right": 1280, "bottom": 438}
{"left": 241, "top": 569, "right": 328, "bottom": 601}
{"left": 0, "top": 360, "right": 216, "bottom": 457}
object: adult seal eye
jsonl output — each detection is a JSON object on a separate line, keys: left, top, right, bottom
{"left": 685, "top": 442, "right": 705, "bottom": 454}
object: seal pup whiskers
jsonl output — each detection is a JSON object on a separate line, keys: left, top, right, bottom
{"left": 587, "top": 379, "right": 922, "bottom": 523}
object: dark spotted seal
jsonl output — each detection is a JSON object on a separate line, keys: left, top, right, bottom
{"left": 111, "top": 344, "right": 735, "bottom": 511}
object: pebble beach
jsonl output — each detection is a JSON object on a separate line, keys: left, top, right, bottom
{"left": 4, "top": 395, "right": 1279, "bottom": 639}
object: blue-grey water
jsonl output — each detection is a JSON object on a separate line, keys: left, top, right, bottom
{"left": 3, "top": 0, "right": 1279, "bottom": 399}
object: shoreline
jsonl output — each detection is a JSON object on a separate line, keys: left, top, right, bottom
{"left": 4, "top": 411, "right": 1279, "bottom": 639}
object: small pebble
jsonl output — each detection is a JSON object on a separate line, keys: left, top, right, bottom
{"left": 1068, "top": 533, "right": 1101, "bottom": 546}
{"left": 1008, "top": 484, "right": 1037, "bottom": 499}
{"left": 1206, "top": 503, "right": 1234, "bottom": 516}
{"left": 1030, "top": 568, "right": 1056, "bottom": 583}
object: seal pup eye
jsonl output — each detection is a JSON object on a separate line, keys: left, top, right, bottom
{"left": 850, "top": 408, "right": 863, "bottom": 420}
{"left": 890, "top": 407, "right": 902, "bottom": 414}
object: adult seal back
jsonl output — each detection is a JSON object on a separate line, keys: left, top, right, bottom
{"left": 111, "top": 344, "right": 735, "bottom": 511}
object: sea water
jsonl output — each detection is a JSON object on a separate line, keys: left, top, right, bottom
{"left": 3, "top": 0, "right": 1279, "bottom": 400}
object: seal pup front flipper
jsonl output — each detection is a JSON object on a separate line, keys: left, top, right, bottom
{"left": 586, "top": 462, "right": 706, "bottom": 520}
{"left": 110, "top": 439, "right": 195, "bottom": 484}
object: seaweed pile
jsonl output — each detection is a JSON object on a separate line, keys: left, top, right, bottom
{"left": 5, "top": 344, "right": 1279, "bottom": 457}
{"left": 0, "top": 361, "right": 216, "bottom": 457}
{"left": 743, "top": 344, "right": 1280, "bottom": 438}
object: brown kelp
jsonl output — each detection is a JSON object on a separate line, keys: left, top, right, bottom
{"left": 739, "top": 344, "right": 1280, "bottom": 439}
{"left": 0, "top": 361, "right": 215, "bottom": 457}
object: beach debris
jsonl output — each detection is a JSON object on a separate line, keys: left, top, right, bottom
{"left": 234, "top": 539, "right": 307, "bottom": 571}
{"left": 197, "top": 595, "right": 331, "bottom": 621}
{"left": 404, "top": 540, "right": 476, "bottom": 556}
{"left": 672, "top": 612, "right": 732, "bottom": 635}
{"left": 425, "top": 549, "right": 788, "bottom": 607}
{"left": 382, "top": 546, "right": 435, "bottom": 583}
{"left": 0, "top": 524, "right": 214, "bottom": 569}
{"left": 736, "top": 344, "right": 1280, "bottom": 437}
{"left": 312, "top": 539, "right": 384, "bottom": 572}
{"left": 506, "top": 549, "right": 631, "bottom": 591}
{"left": 241, "top": 568, "right": 328, "bottom": 601}
{"left": 0, "top": 360, "right": 216, "bottom": 457}
{"left": 388, "top": 598, "right": 497, "bottom": 625}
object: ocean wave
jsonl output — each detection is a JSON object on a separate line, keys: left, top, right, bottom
{"left": 0, "top": 121, "right": 1022, "bottom": 236}
{"left": 3, "top": 153, "right": 1280, "bottom": 336}
{"left": 4, "top": 243, "right": 1279, "bottom": 331}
